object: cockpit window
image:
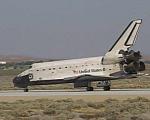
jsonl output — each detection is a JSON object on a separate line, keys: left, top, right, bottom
{"left": 29, "top": 66, "right": 32, "bottom": 68}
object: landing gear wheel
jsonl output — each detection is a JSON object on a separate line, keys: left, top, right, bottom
{"left": 103, "top": 86, "right": 110, "bottom": 91}
{"left": 24, "top": 88, "right": 29, "bottom": 92}
{"left": 86, "top": 87, "right": 94, "bottom": 91}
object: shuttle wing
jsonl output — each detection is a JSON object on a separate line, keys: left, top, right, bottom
{"left": 64, "top": 74, "right": 127, "bottom": 82}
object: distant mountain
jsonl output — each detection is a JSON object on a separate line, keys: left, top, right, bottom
{"left": 0, "top": 54, "right": 149, "bottom": 63}
{"left": 143, "top": 55, "right": 150, "bottom": 62}
{"left": 0, "top": 55, "right": 59, "bottom": 63}
{"left": 0, "top": 55, "right": 39, "bottom": 63}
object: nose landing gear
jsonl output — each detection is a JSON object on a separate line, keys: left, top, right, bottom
{"left": 24, "top": 88, "right": 29, "bottom": 92}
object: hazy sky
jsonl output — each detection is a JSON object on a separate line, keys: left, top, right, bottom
{"left": 0, "top": 0, "right": 149, "bottom": 59}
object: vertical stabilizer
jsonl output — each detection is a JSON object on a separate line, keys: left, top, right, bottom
{"left": 109, "top": 19, "right": 142, "bottom": 52}
{"left": 102, "top": 19, "right": 142, "bottom": 65}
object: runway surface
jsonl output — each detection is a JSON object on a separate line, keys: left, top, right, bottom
{"left": 0, "top": 89, "right": 150, "bottom": 96}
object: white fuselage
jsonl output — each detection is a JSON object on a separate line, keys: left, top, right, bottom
{"left": 19, "top": 56, "right": 122, "bottom": 81}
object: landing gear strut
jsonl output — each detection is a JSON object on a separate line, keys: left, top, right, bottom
{"left": 86, "top": 87, "right": 94, "bottom": 91}
{"left": 24, "top": 88, "right": 29, "bottom": 92}
{"left": 103, "top": 86, "right": 110, "bottom": 91}
{"left": 97, "top": 80, "right": 111, "bottom": 91}
{"left": 86, "top": 82, "right": 94, "bottom": 91}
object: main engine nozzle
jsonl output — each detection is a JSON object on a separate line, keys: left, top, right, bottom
{"left": 119, "top": 50, "right": 142, "bottom": 63}
{"left": 124, "top": 61, "right": 145, "bottom": 74}
{"left": 119, "top": 50, "right": 145, "bottom": 73}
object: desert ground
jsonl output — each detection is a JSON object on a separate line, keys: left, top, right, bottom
{"left": 0, "top": 97, "right": 150, "bottom": 120}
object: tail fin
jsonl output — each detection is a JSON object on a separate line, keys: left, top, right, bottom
{"left": 109, "top": 19, "right": 142, "bottom": 52}
{"left": 102, "top": 19, "right": 142, "bottom": 65}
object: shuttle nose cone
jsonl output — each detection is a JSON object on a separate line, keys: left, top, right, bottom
{"left": 13, "top": 76, "right": 21, "bottom": 87}
{"left": 12, "top": 75, "right": 30, "bottom": 88}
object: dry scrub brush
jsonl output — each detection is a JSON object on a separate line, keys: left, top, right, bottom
{"left": 0, "top": 97, "right": 149, "bottom": 120}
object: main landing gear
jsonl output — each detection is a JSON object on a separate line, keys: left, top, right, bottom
{"left": 97, "top": 80, "right": 111, "bottom": 91}
{"left": 86, "top": 80, "right": 111, "bottom": 91}
{"left": 86, "top": 82, "right": 94, "bottom": 91}
{"left": 86, "top": 87, "right": 94, "bottom": 91}
{"left": 103, "top": 86, "right": 110, "bottom": 91}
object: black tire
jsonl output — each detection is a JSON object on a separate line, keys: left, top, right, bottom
{"left": 103, "top": 86, "right": 110, "bottom": 91}
{"left": 24, "top": 88, "right": 29, "bottom": 92}
{"left": 86, "top": 87, "right": 94, "bottom": 91}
